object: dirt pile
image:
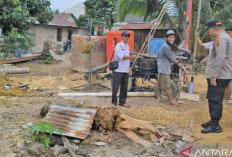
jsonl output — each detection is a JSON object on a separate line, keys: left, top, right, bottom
{"left": 93, "top": 108, "right": 120, "bottom": 131}
{"left": 0, "top": 74, "right": 26, "bottom": 96}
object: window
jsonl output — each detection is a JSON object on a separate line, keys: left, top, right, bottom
{"left": 57, "top": 28, "right": 62, "bottom": 41}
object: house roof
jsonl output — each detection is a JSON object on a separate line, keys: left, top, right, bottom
{"left": 49, "top": 14, "right": 77, "bottom": 28}
{"left": 65, "top": 2, "right": 85, "bottom": 18}
{"left": 54, "top": 13, "right": 74, "bottom": 20}
{"left": 122, "top": 23, "right": 152, "bottom": 30}
{"left": 122, "top": 22, "right": 170, "bottom": 30}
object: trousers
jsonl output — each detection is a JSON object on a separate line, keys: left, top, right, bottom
{"left": 207, "top": 78, "right": 231, "bottom": 126}
{"left": 112, "top": 72, "right": 129, "bottom": 105}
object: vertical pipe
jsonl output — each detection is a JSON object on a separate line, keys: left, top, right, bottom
{"left": 184, "top": 0, "right": 193, "bottom": 49}
{"left": 193, "top": 0, "right": 202, "bottom": 65}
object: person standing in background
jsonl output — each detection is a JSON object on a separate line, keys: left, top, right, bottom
{"left": 112, "top": 31, "right": 137, "bottom": 108}
{"left": 156, "top": 30, "right": 183, "bottom": 107}
{"left": 197, "top": 34, "right": 214, "bottom": 65}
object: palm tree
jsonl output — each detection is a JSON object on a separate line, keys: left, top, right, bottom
{"left": 118, "top": 0, "right": 232, "bottom": 51}
{"left": 118, "top": 0, "right": 168, "bottom": 22}
{"left": 118, "top": 0, "right": 187, "bottom": 40}
{"left": 118, "top": 0, "right": 232, "bottom": 29}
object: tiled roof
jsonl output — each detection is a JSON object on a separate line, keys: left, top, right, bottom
{"left": 49, "top": 14, "right": 77, "bottom": 28}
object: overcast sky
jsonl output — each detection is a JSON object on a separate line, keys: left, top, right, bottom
{"left": 50, "top": 0, "right": 85, "bottom": 12}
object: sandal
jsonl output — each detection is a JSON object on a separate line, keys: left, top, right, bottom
{"left": 119, "top": 104, "right": 130, "bottom": 107}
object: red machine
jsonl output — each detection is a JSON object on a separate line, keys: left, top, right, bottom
{"left": 106, "top": 31, "right": 134, "bottom": 63}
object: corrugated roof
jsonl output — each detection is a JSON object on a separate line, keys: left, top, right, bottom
{"left": 122, "top": 23, "right": 152, "bottom": 30}
{"left": 43, "top": 105, "right": 97, "bottom": 139}
{"left": 50, "top": 14, "right": 77, "bottom": 28}
{"left": 54, "top": 13, "right": 73, "bottom": 20}
{"left": 122, "top": 23, "right": 170, "bottom": 30}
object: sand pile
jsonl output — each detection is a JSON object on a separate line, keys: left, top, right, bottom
{"left": 126, "top": 105, "right": 232, "bottom": 144}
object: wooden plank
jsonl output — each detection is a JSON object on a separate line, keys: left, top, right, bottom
{"left": 180, "top": 92, "right": 200, "bottom": 102}
{"left": 0, "top": 54, "right": 40, "bottom": 64}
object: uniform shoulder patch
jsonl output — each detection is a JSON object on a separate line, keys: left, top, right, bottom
{"left": 215, "top": 37, "right": 220, "bottom": 47}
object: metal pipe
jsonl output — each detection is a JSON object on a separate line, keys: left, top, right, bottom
{"left": 184, "top": 0, "right": 193, "bottom": 49}
{"left": 178, "top": 47, "right": 191, "bottom": 56}
{"left": 90, "top": 63, "right": 109, "bottom": 73}
{"left": 58, "top": 92, "right": 155, "bottom": 97}
{"left": 0, "top": 68, "right": 30, "bottom": 74}
{"left": 193, "top": 0, "right": 202, "bottom": 65}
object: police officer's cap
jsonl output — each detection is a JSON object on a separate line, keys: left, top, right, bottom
{"left": 226, "top": 27, "right": 232, "bottom": 32}
{"left": 165, "top": 30, "right": 176, "bottom": 37}
{"left": 207, "top": 20, "right": 222, "bottom": 30}
{"left": 121, "top": 31, "right": 130, "bottom": 37}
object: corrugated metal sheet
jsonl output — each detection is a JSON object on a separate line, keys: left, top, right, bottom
{"left": 121, "top": 23, "right": 170, "bottom": 30}
{"left": 122, "top": 23, "right": 152, "bottom": 30}
{"left": 43, "top": 105, "right": 97, "bottom": 139}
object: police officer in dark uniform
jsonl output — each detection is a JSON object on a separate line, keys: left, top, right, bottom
{"left": 201, "top": 20, "right": 232, "bottom": 134}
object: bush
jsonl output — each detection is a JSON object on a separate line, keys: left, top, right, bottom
{"left": 0, "top": 28, "right": 34, "bottom": 54}
{"left": 29, "top": 122, "right": 61, "bottom": 148}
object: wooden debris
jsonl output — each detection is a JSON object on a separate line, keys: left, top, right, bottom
{"left": 99, "top": 134, "right": 112, "bottom": 142}
{"left": 117, "top": 128, "right": 153, "bottom": 148}
{"left": 149, "top": 133, "right": 158, "bottom": 143}
{"left": 116, "top": 114, "right": 161, "bottom": 136}
{"left": 182, "top": 134, "right": 198, "bottom": 142}
{"left": 159, "top": 136, "right": 167, "bottom": 148}
{"left": 116, "top": 114, "right": 161, "bottom": 147}
{"left": 62, "top": 137, "right": 76, "bottom": 157}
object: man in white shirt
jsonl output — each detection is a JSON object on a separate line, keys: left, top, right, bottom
{"left": 112, "top": 31, "right": 137, "bottom": 108}
{"left": 197, "top": 36, "right": 214, "bottom": 65}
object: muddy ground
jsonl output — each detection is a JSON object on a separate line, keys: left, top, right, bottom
{"left": 1, "top": 56, "right": 232, "bottom": 157}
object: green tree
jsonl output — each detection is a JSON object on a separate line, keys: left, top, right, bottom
{"left": 0, "top": 0, "right": 53, "bottom": 35}
{"left": 75, "top": 14, "right": 89, "bottom": 27}
{"left": 84, "top": 0, "right": 117, "bottom": 30}
{"left": 52, "top": 9, "right": 60, "bottom": 14}
{"left": 118, "top": 0, "right": 165, "bottom": 22}
{"left": 118, "top": 0, "right": 232, "bottom": 51}
{"left": 1, "top": 28, "right": 35, "bottom": 53}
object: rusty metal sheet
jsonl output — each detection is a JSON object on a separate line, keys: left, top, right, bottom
{"left": 43, "top": 104, "right": 97, "bottom": 139}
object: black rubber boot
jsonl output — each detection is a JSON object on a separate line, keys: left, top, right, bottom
{"left": 201, "top": 121, "right": 211, "bottom": 128}
{"left": 201, "top": 125, "right": 223, "bottom": 134}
